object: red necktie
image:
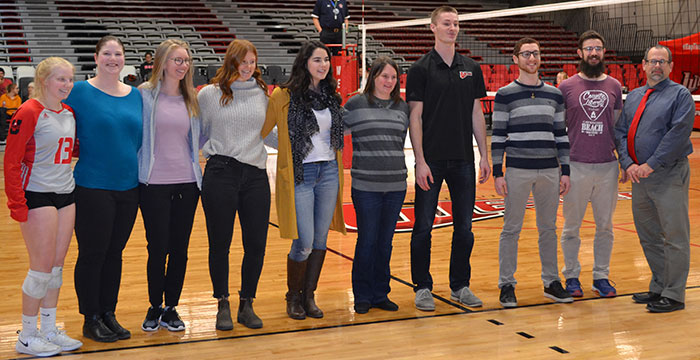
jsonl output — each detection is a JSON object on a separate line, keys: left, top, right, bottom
{"left": 627, "top": 88, "right": 655, "bottom": 164}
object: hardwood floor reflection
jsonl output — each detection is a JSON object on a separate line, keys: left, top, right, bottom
{"left": 1, "top": 134, "right": 700, "bottom": 359}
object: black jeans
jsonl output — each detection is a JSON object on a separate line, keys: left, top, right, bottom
{"left": 201, "top": 155, "right": 270, "bottom": 299}
{"left": 74, "top": 185, "right": 139, "bottom": 316}
{"left": 320, "top": 29, "right": 342, "bottom": 55}
{"left": 410, "top": 160, "right": 476, "bottom": 292}
{"left": 139, "top": 182, "right": 199, "bottom": 308}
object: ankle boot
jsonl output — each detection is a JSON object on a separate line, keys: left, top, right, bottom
{"left": 101, "top": 311, "right": 131, "bottom": 340}
{"left": 237, "top": 292, "right": 263, "bottom": 329}
{"left": 286, "top": 257, "right": 307, "bottom": 320}
{"left": 303, "top": 249, "right": 326, "bottom": 318}
{"left": 83, "top": 314, "right": 118, "bottom": 343}
{"left": 216, "top": 297, "right": 234, "bottom": 331}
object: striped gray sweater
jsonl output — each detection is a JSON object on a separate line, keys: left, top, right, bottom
{"left": 491, "top": 80, "right": 570, "bottom": 177}
{"left": 343, "top": 94, "right": 409, "bottom": 192}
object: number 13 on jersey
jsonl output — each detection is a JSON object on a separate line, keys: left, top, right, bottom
{"left": 54, "top": 137, "right": 74, "bottom": 164}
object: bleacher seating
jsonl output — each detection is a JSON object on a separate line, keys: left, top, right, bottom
{"left": 0, "top": 0, "right": 651, "bottom": 91}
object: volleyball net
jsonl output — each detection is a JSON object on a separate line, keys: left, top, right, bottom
{"left": 354, "top": 0, "right": 700, "bottom": 96}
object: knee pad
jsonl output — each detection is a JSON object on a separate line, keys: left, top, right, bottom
{"left": 22, "top": 270, "right": 52, "bottom": 299}
{"left": 48, "top": 266, "right": 63, "bottom": 289}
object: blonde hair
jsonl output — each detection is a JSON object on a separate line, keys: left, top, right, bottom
{"left": 430, "top": 6, "right": 457, "bottom": 24}
{"left": 33, "top": 57, "right": 74, "bottom": 102}
{"left": 140, "top": 39, "right": 199, "bottom": 117}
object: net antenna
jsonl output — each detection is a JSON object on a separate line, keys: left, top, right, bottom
{"left": 358, "top": 0, "right": 643, "bottom": 90}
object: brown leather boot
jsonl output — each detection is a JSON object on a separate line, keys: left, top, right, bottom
{"left": 303, "top": 249, "right": 326, "bottom": 318}
{"left": 286, "top": 257, "right": 307, "bottom": 320}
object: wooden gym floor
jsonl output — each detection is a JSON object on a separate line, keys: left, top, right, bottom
{"left": 2, "top": 134, "right": 700, "bottom": 359}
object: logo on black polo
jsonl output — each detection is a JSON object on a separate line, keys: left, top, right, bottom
{"left": 459, "top": 71, "right": 472, "bottom": 79}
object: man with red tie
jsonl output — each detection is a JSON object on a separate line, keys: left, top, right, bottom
{"left": 615, "top": 45, "right": 695, "bottom": 313}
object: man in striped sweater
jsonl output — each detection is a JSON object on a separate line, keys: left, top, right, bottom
{"left": 491, "top": 37, "right": 573, "bottom": 308}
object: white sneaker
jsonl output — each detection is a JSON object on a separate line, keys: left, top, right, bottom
{"left": 15, "top": 331, "right": 62, "bottom": 357}
{"left": 450, "top": 286, "right": 483, "bottom": 307}
{"left": 43, "top": 328, "right": 83, "bottom": 351}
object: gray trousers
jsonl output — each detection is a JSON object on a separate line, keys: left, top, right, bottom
{"left": 498, "top": 167, "right": 561, "bottom": 288}
{"left": 561, "top": 161, "right": 618, "bottom": 280}
{"left": 632, "top": 158, "right": 690, "bottom": 303}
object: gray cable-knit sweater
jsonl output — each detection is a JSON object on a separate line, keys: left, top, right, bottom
{"left": 198, "top": 79, "right": 269, "bottom": 169}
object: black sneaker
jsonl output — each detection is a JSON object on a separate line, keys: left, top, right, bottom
{"left": 499, "top": 284, "right": 517, "bottom": 308}
{"left": 544, "top": 281, "right": 574, "bottom": 303}
{"left": 141, "top": 306, "right": 163, "bottom": 332}
{"left": 159, "top": 307, "right": 185, "bottom": 332}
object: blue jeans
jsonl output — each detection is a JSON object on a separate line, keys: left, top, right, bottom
{"left": 410, "top": 160, "right": 476, "bottom": 292}
{"left": 351, "top": 188, "right": 406, "bottom": 305}
{"left": 289, "top": 160, "right": 339, "bottom": 261}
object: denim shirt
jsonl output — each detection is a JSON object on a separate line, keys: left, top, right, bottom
{"left": 615, "top": 78, "right": 694, "bottom": 170}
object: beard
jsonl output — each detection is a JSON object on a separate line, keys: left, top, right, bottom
{"left": 579, "top": 56, "right": 605, "bottom": 78}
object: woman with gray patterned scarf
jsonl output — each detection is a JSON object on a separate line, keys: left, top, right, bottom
{"left": 262, "top": 40, "right": 346, "bottom": 320}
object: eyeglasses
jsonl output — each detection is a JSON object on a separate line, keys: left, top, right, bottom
{"left": 582, "top": 46, "right": 604, "bottom": 52}
{"left": 517, "top": 51, "right": 540, "bottom": 58}
{"left": 645, "top": 59, "right": 669, "bottom": 66}
{"left": 169, "top": 57, "right": 191, "bottom": 65}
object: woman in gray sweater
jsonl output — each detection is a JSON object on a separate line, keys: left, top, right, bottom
{"left": 197, "top": 39, "right": 270, "bottom": 331}
{"left": 343, "top": 56, "right": 409, "bottom": 314}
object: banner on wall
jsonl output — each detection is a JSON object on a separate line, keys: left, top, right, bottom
{"left": 659, "top": 33, "right": 700, "bottom": 94}
{"left": 659, "top": 33, "right": 700, "bottom": 129}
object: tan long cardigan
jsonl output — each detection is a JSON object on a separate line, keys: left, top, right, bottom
{"left": 261, "top": 87, "right": 346, "bottom": 239}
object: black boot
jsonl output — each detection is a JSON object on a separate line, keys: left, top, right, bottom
{"left": 303, "top": 249, "right": 326, "bottom": 318}
{"left": 216, "top": 297, "right": 234, "bottom": 331}
{"left": 83, "top": 314, "right": 118, "bottom": 343}
{"left": 286, "top": 257, "right": 307, "bottom": 320}
{"left": 237, "top": 292, "right": 263, "bottom": 329}
{"left": 102, "top": 312, "right": 131, "bottom": 340}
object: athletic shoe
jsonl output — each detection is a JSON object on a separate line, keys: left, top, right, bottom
{"left": 450, "top": 286, "right": 483, "bottom": 307}
{"left": 414, "top": 288, "right": 435, "bottom": 311}
{"left": 592, "top": 279, "right": 617, "bottom": 298}
{"left": 565, "top": 278, "right": 583, "bottom": 297}
{"left": 499, "top": 284, "right": 517, "bottom": 308}
{"left": 42, "top": 328, "right": 83, "bottom": 351}
{"left": 15, "top": 331, "right": 61, "bottom": 357}
{"left": 160, "top": 307, "right": 185, "bottom": 332}
{"left": 544, "top": 281, "right": 574, "bottom": 303}
{"left": 142, "top": 306, "right": 163, "bottom": 332}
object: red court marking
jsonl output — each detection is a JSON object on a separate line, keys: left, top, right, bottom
{"left": 344, "top": 192, "right": 633, "bottom": 233}
{"left": 691, "top": 243, "right": 700, "bottom": 248}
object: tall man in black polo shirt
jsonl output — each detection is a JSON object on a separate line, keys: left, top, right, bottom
{"left": 312, "top": 0, "right": 350, "bottom": 53}
{"left": 406, "top": 5, "right": 490, "bottom": 311}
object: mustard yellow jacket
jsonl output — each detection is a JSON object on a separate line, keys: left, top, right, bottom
{"left": 261, "top": 87, "right": 346, "bottom": 239}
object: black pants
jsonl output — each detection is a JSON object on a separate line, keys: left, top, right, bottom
{"left": 139, "top": 182, "right": 200, "bottom": 308}
{"left": 74, "top": 185, "right": 139, "bottom": 316}
{"left": 320, "top": 29, "right": 342, "bottom": 55}
{"left": 201, "top": 155, "right": 270, "bottom": 299}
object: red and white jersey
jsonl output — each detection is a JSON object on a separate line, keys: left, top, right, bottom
{"left": 3, "top": 99, "right": 76, "bottom": 221}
